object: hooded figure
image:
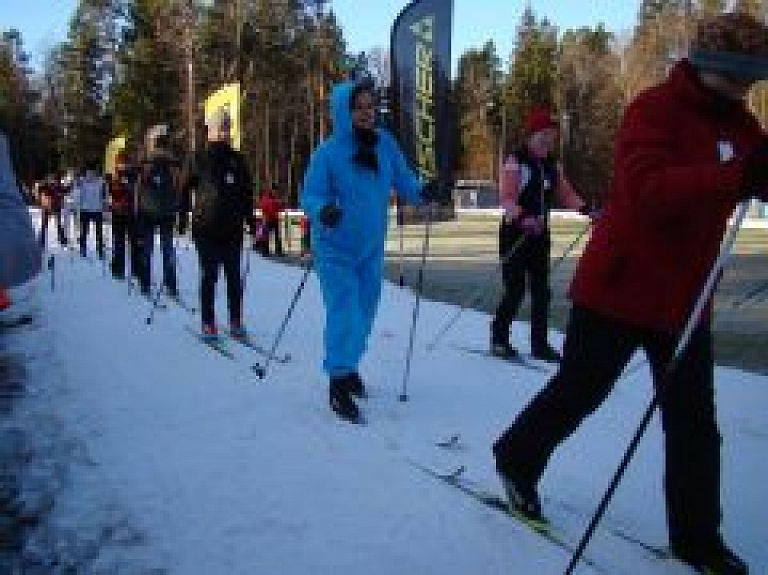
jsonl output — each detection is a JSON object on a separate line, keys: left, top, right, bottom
{"left": 300, "top": 79, "right": 428, "bottom": 423}
{"left": 0, "top": 133, "right": 42, "bottom": 292}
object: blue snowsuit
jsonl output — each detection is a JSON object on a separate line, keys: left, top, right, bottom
{"left": 300, "top": 81, "right": 424, "bottom": 377}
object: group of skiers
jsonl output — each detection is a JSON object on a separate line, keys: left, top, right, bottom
{"left": 298, "top": 10, "right": 767, "bottom": 575}
{"left": 6, "top": 8, "right": 766, "bottom": 573}
{"left": 33, "top": 115, "right": 296, "bottom": 342}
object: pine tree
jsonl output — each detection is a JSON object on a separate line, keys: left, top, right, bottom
{"left": 503, "top": 6, "right": 558, "bottom": 142}
{"left": 455, "top": 41, "right": 501, "bottom": 180}
{"left": 557, "top": 25, "right": 622, "bottom": 206}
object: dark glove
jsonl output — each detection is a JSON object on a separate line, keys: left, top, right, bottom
{"left": 519, "top": 215, "right": 544, "bottom": 236}
{"left": 177, "top": 212, "right": 188, "bottom": 235}
{"left": 579, "top": 204, "right": 601, "bottom": 221}
{"left": 318, "top": 203, "right": 342, "bottom": 228}
{"left": 742, "top": 138, "right": 768, "bottom": 199}
{"left": 421, "top": 179, "right": 440, "bottom": 203}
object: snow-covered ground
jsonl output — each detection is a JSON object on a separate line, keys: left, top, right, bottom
{"left": 2, "top": 215, "right": 767, "bottom": 574}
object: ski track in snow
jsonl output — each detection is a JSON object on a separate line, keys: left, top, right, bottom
{"left": 2, "top": 221, "right": 766, "bottom": 575}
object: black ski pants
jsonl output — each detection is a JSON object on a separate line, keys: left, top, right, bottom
{"left": 195, "top": 238, "right": 243, "bottom": 328}
{"left": 491, "top": 221, "right": 551, "bottom": 348}
{"left": 78, "top": 210, "right": 104, "bottom": 258}
{"left": 493, "top": 304, "right": 722, "bottom": 548}
{"left": 110, "top": 212, "right": 139, "bottom": 278}
{"left": 137, "top": 215, "right": 176, "bottom": 293}
{"left": 40, "top": 208, "right": 68, "bottom": 246}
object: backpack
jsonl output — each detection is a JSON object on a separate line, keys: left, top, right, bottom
{"left": 139, "top": 156, "right": 177, "bottom": 218}
{"left": 190, "top": 148, "right": 250, "bottom": 241}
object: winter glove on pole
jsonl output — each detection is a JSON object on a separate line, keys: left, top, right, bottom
{"left": 519, "top": 215, "right": 544, "bottom": 236}
{"left": 579, "top": 204, "right": 601, "bottom": 222}
{"left": 742, "top": 138, "right": 768, "bottom": 199}
{"left": 318, "top": 203, "right": 342, "bottom": 229}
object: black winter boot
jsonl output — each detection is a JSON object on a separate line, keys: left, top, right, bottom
{"left": 329, "top": 375, "right": 361, "bottom": 424}
{"left": 349, "top": 372, "right": 368, "bottom": 399}
{"left": 531, "top": 341, "right": 562, "bottom": 362}
{"left": 671, "top": 537, "right": 748, "bottom": 575}
{"left": 494, "top": 460, "right": 546, "bottom": 529}
{"left": 490, "top": 324, "right": 519, "bottom": 359}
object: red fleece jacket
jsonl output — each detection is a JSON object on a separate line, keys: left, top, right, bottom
{"left": 569, "top": 60, "right": 764, "bottom": 333}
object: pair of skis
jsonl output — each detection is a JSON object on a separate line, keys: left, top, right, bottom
{"left": 452, "top": 344, "right": 554, "bottom": 373}
{"left": 411, "top": 436, "right": 670, "bottom": 573}
{"left": 185, "top": 326, "right": 291, "bottom": 377}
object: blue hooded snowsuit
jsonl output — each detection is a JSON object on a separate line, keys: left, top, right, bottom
{"left": 300, "top": 81, "right": 424, "bottom": 377}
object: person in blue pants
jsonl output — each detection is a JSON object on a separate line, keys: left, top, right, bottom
{"left": 301, "top": 79, "right": 437, "bottom": 423}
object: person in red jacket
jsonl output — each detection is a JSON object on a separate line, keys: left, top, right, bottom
{"left": 490, "top": 106, "right": 590, "bottom": 362}
{"left": 492, "top": 12, "right": 768, "bottom": 575}
{"left": 108, "top": 150, "right": 141, "bottom": 280}
{"left": 257, "top": 187, "right": 284, "bottom": 257}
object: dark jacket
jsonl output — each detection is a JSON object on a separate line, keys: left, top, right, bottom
{"left": 109, "top": 167, "right": 138, "bottom": 215}
{"left": 570, "top": 60, "right": 764, "bottom": 332}
{"left": 137, "top": 150, "right": 180, "bottom": 220}
{"left": 186, "top": 142, "right": 253, "bottom": 243}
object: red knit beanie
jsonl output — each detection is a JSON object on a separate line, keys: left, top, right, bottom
{"left": 524, "top": 106, "right": 558, "bottom": 135}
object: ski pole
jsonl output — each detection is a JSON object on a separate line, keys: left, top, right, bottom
{"left": 397, "top": 198, "right": 405, "bottom": 287}
{"left": 240, "top": 238, "right": 251, "bottom": 293}
{"left": 48, "top": 255, "right": 55, "bottom": 291}
{"left": 550, "top": 219, "right": 591, "bottom": 274}
{"left": 399, "top": 201, "right": 435, "bottom": 401}
{"left": 145, "top": 284, "right": 165, "bottom": 325}
{"left": 564, "top": 201, "right": 749, "bottom": 575}
{"left": 425, "top": 233, "right": 527, "bottom": 351}
{"left": 255, "top": 259, "right": 312, "bottom": 379}
{"left": 729, "top": 278, "right": 768, "bottom": 310}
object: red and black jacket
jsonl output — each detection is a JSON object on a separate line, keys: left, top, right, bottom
{"left": 109, "top": 167, "right": 138, "bottom": 215}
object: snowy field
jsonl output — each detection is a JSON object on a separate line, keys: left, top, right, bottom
{"left": 1, "top": 214, "right": 767, "bottom": 574}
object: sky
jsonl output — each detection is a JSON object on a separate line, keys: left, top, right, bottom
{"left": 2, "top": 0, "right": 642, "bottom": 70}
{"left": 3, "top": 208, "right": 766, "bottom": 573}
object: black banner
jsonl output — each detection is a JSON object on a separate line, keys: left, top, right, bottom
{"left": 390, "top": 0, "right": 455, "bottom": 207}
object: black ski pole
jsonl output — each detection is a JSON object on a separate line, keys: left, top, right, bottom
{"left": 48, "top": 255, "right": 55, "bottom": 291}
{"left": 145, "top": 284, "right": 165, "bottom": 325}
{"left": 564, "top": 201, "right": 749, "bottom": 575}
{"left": 254, "top": 259, "right": 312, "bottom": 379}
{"left": 550, "top": 219, "right": 591, "bottom": 273}
{"left": 730, "top": 278, "right": 768, "bottom": 309}
{"left": 397, "top": 197, "right": 405, "bottom": 287}
{"left": 399, "top": 201, "right": 435, "bottom": 401}
{"left": 425, "top": 232, "right": 527, "bottom": 351}
{"left": 241, "top": 238, "right": 251, "bottom": 293}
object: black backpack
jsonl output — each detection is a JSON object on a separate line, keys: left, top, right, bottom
{"left": 139, "top": 156, "right": 177, "bottom": 218}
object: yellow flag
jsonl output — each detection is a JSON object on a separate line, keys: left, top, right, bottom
{"left": 104, "top": 136, "right": 127, "bottom": 175}
{"left": 204, "top": 83, "right": 241, "bottom": 150}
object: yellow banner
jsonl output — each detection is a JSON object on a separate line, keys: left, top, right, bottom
{"left": 204, "top": 83, "right": 241, "bottom": 150}
{"left": 104, "top": 135, "right": 126, "bottom": 175}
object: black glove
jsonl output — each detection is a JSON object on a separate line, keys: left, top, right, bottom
{"left": 318, "top": 203, "right": 342, "bottom": 228}
{"left": 421, "top": 179, "right": 440, "bottom": 203}
{"left": 742, "top": 138, "right": 768, "bottom": 200}
{"left": 578, "top": 204, "right": 601, "bottom": 221}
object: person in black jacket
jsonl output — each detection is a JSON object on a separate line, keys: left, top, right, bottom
{"left": 136, "top": 126, "right": 182, "bottom": 296}
{"left": 184, "top": 110, "right": 253, "bottom": 340}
